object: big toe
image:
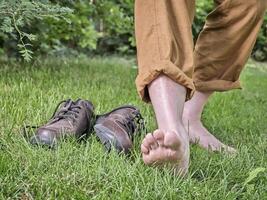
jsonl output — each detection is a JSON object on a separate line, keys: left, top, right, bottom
{"left": 164, "top": 130, "right": 181, "bottom": 149}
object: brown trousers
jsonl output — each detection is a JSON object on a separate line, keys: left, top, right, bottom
{"left": 135, "top": 0, "right": 267, "bottom": 102}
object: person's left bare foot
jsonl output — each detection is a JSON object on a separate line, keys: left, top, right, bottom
{"left": 141, "top": 129, "right": 189, "bottom": 176}
{"left": 183, "top": 103, "right": 236, "bottom": 154}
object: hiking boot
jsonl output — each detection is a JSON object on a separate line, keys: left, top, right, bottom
{"left": 94, "top": 105, "right": 145, "bottom": 154}
{"left": 30, "top": 99, "right": 95, "bottom": 146}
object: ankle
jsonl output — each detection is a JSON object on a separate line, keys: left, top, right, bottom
{"left": 183, "top": 91, "right": 213, "bottom": 121}
{"left": 183, "top": 104, "right": 201, "bottom": 121}
{"left": 157, "top": 120, "right": 184, "bottom": 133}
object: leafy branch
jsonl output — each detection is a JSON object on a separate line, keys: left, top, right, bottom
{"left": 0, "top": 0, "right": 73, "bottom": 61}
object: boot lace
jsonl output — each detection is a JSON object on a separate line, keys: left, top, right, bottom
{"left": 115, "top": 110, "right": 146, "bottom": 140}
{"left": 49, "top": 99, "right": 82, "bottom": 124}
{"left": 22, "top": 99, "right": 83, "bottom": 137}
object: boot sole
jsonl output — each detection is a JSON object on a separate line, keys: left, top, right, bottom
{"left": 30, "top": 135, "right": 57, "bottom": 148}
{"left": 30, "top": 132, "right": 89, "bottom": 147}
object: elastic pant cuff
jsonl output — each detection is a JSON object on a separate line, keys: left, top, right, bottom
{"left": 135, "top": 60, "right": 195, "bottom": 103}
{"left": 194, "top": 79, "right": 242, "bottom": 92}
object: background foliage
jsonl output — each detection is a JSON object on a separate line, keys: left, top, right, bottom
{"left": 0, "top": 0, "right": 266, "bottom": 61}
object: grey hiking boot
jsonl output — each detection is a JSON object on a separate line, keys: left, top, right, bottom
{"left": 94, "top": 105, "right": 145, "bottom": 154}
{"left": 30, "top": 99, "right": 95, "bottom": 146}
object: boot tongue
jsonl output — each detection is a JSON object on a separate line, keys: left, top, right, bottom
{"left": 64, "top": 99, "right": 73, "bottom": 108}
{"left": 75, "top": 99, "right": 94, "bottom": 111}
{"left": 69, "top": 99, "right": 82, "bottom": 113}
{"left": 73, "top": 99, "right": 82, "bottom": 106}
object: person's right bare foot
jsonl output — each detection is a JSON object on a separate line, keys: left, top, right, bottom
{"left": 142, "top": 75, "right": 190, "bottom": 176}
{"left": 141, "top": 129, "right": 189, "bottom": 176}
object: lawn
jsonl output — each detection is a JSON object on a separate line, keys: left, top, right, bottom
{"left": 0, "top": 57, "right": 266, "bottom": 199}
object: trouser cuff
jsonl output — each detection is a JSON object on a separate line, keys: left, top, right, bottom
{"left": 135, "top": 60, "right": 195, "bottom": 103}
{"left": 194, "top": 79, "right": 242, "bottom": 92}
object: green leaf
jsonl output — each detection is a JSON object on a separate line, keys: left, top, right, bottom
{"left": 244, "top": 167, "right": 266, "bottom": 186}
{"left": 0, "top": 17, "right": 14, "bottom": 33}
{"left": 23, "top": 33, "right": 36, "bottom": 41}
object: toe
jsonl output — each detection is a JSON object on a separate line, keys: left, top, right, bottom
{"left": 153, "top": 129, "right": 165, "bottom": 146}
{"left": 141, "top": 143, "right": 149, "bottom": 154}
{"left": 142, "top": 133, "right": 153, "bottom": 150}
{"left": 143, "top": 133, "right": 158, "bottom": 150}
{"left": 223, "top": 145, "right": 237, "bottom": 154}
{"left": 164, "top": 130, "right": 181, "bottom": 149}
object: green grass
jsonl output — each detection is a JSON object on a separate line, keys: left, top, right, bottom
{"left": 0, "top": 57, "right": 266, "bottom": 199}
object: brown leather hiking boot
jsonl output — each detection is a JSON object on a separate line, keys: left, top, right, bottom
{"left": 94, "top": 105, "right": 145, "bottom": 154}
{"left": 30, "top": 99, "right": 95, "bottom": 146}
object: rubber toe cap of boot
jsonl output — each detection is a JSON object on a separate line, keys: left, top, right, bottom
{"left": 30, "top": 129, "right": 57, "bottom": 146}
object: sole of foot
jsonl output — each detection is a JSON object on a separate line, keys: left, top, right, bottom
{"left": 141, "top": 129, "right": 189, "bottom": 176}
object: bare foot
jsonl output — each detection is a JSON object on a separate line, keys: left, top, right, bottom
{"left": 141, "top": 129, "right": 189, "bottom": 176}
{"left": 183, "top": 108, "right": 236, "bottom": 153}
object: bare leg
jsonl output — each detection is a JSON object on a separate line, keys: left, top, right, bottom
{"left": 141, "top": 75, "right": 190, "bottom": 176}
{"left": 183, "top": 91, "right": 236, "bottom": 153}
